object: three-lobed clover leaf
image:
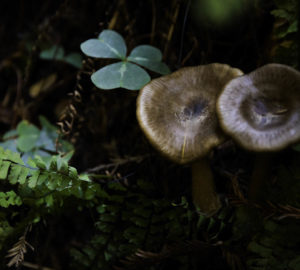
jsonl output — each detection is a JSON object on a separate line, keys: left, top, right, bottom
{"left": 80, "top": 29, "right": 170, "bottom": 90}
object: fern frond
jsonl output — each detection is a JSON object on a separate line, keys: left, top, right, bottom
{"left": 0, "top": 146, "right": 98, "bottom": 205}
{"left": 0, "top": 191, "right": 22, "bottom": 208}
{"left": 6, "top": 234, "right": 34, "bottom": 267}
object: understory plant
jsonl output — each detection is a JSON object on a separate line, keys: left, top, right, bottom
{"left": 80, "top": 29, "right": 170, "bottom": 90}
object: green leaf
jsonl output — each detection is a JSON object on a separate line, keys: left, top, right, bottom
{"left": 64, "top": 53, "right": 83, "bottom": 69}
{"left": 39, "top": 115, "right": 57, "bottom": 133}
{"left": 4, "top": 149, "right": 24, "bottom": 164}
{"left": 18, "top": 167, "right": 29, "bottom": 184}
{"left": 287, "top": 20, "right": 298, "bottom": 34}
{"left": 16, "top": 121, "right": 40, "bottom": 152}
{"left": 40, "top": 45, "right": 65, "bottom": 60}
{"left": 37, "top": 173, "right": 47, "bottom": 185}
{"left": 68, "top": 167, "right": 78, "bottom": 179}
{"left": 45, "top": 194, "right": 54, "bottom": 207}
{"left": 128, "top": 45, "right": 170, "bottom": 74}
{"left": 2, "top": 129, "right": 18, "bottom": 140}
{"left": 49, "top": 156, "right": 58, "bottom": 171}
{"left": 0, "top": 191, "right": 22, "bottom": 208}
{"left": 34, "top": 156, "right": 47, "bottom": 170}
{"left": 129, "top": 59, "right": 170, "bottom": 75}
{"left": 40, "top": 46, "right": 82, "bottom": 68}
{"left": 8, "top": 165, "right": 22, "bottom": 184}
{"left": 28, "top": 170, "right": 40, "bottom": 188}
{"left": 80, "top": 30, "right": 126, "bottom": 59}
{"left": 129, "top": 45, "right": 163, "bottom": 61}
{"left": 91, "top": 61, "right": 150, "bottom": 90}
{"left": 57, "top": 157, "right": 69, "bottom": 174}
{"left": 0, "top": 139, "right": 18, "bottom": 153}
{"left": 271, "top": 9, "right": 291, "bottom": 20}
{"left": 0, "top": 160, "right": 10, "bottom": 179}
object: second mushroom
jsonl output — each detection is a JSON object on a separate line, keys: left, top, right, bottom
{"left": 217, "top": 63, "right": 300, "bottom": 201}
{"left": 137, "top": 63, "right": 243, "bottom": 215}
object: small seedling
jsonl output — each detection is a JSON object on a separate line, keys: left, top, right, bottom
{"left": 80, "top": 29, "right": 170, "bottom": 90}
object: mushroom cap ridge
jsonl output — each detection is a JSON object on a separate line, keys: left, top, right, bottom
{"left": 217, "top": 63, "right": 300, "bottom": 152}
{"left": 137, "top": 63, "right": 243, "bottom": 164}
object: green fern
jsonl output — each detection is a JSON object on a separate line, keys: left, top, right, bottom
{"left": 70, "top": 180, "right": 196, "bottom": 270}
{"left": 0, "top": 146, "right": 106, "bottom": 207}
{"left": 0, "top": 144, "right": 107, "bottom": 266}
{"left": 247, "top": 219, "right": 300, "bottom": 270}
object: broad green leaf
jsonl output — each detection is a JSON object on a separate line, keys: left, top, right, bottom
{"left": 128, "top": 45, "right": 162, "bottom": 61}
{"left": 40, "top": 45, "right": 64, "bottom": 60}
{"left": 80, "top": 30, "right": 126, "bottom": 59}
{"left": 128, "top": 59, "right": 170, "bottom": 75}
{"left": 3, "top": 129, "right": 18, "bottom": 140}
{"left": 36, "top": 130, "right": 56, "bottom": 151}
{"left": 17, "top": 121, "right": 40, "bottom": 152}
{"left": 128, "top": 45, "right": 170, "bottom": 74}
{"left": 91, "top": 62, "right": 150, "bottom": 90}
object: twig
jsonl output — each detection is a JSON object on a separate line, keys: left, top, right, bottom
{"left": 87, "top": 155, "right": 150, "bottom": 173}
{"left": 163, "top": 0, "right": 181, "bottom": 58}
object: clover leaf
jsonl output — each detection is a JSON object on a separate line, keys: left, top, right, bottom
{"left": 80, "top": 30, "right": 170, "bottom": 90}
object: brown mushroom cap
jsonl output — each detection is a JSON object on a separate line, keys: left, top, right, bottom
{"left": 137, "top": 63, "right": 243, "bottom": 164}
{"left": 217, "top": 63, "right": 300, "bottom": 152}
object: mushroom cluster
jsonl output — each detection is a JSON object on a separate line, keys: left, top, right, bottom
{"left": 137, "top": 62, "right": 300, "bottom": 210}
{"left": 137, "top": 63, "right": 243, "bottom": 215}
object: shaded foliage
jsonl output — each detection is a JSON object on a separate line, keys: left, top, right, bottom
{"left": 0, "top": 0, "right": 300, "bottom": 269}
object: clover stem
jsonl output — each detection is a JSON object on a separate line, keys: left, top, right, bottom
{"left": 191, "top": 157, "right": 221, "bottom": 215}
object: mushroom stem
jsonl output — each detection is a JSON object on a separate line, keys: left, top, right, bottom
{"left": 191, "top": 158, "right": 221, "bottom": 215}
{"left": 248, "top": 152, "right": 274, "bottom": 201}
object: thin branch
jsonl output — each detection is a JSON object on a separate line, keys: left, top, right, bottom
{"left": 86, "top": 155, "right": 150, "bottom": 173}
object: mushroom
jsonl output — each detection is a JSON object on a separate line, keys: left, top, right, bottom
{"left": 137, "top": 63, "right": 243, "bottom": 215}
{"left": 217, "top": 63, "right": 300, "bottom": 200}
